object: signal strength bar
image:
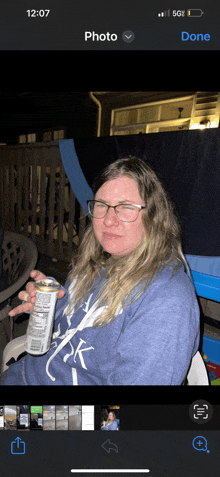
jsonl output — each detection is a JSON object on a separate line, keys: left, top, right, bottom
{"left": 158, "top": 10, "right": 170, "bottom": 17}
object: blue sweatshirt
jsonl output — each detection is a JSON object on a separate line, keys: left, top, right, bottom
{"left": 101, "top": 420, "right": 118, "bottom": 430}
{"left": 0, "top": 263, "right": 200, "bottom": 385}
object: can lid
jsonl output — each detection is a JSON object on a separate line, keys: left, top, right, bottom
{"left": 35, "top": 279, "right": 60, "bottom": 290}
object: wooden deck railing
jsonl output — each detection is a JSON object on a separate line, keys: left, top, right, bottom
{"left": 0, "top": 142, "right": 88, "bottom": 262}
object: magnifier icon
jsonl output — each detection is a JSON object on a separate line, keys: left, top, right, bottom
{"left": 192, "top": 436, "right": 210, "bottom": 453}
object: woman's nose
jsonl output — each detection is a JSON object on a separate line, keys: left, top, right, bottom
{"left": 103, "top": 207, "right": 119, "bottom": 225}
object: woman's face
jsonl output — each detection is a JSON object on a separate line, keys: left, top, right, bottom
{"left": 93, "top": 176, "right": 145, "bottom": 257}
{"left": 108, "top": 412, "right": 114, "bottom": 420}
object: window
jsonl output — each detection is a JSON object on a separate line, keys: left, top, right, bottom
{"left": 18, "top": 135, "right": 27, "bottom": 144}
{"left": 42, "top": 128, "right": 65, "bottom": 142}
{"left": 18, "top": 128, "right": 65, "bottom": 145}
{"left": 43, "top": 131, "right": 52, "bottom": 142}
{"left": 27, "top": 133, "right": 36, "bottom": 143}
{"left": 53, "top": 129, "right": 65, "bottom": 140}
{"left": 18, "top": 133, "right": 36, "bottom": 144}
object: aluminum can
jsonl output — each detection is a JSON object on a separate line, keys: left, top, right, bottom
{"left": 24, "top": 278, "right": 61, "bottom": 355}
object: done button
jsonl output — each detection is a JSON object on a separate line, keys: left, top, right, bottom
{"left": 182, "top": 31, "right": 210, "bottom": 41}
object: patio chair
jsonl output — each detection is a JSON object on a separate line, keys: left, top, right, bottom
{"left": 186, "top": 350, "right": 209, "bottom": 385}
{"left": 0, "top": 231, "right": 38, "bottom": 367}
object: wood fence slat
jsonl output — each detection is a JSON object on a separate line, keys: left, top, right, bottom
{"left": 31, "top": 163, "right": 38, "bottom": 242}
{"left": 0, "top": 142, "right": 83, "bottom": 262}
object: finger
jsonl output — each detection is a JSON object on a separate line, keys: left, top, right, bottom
{"left": 30, "top": 270, "right": 48, "bottom": 281}
{"left": 23, "top": 292, "right": 29, "bottom": 302}
{"left": 18, "top": 288, "right": 35, "bottom": 302}
{"left": 58, "top": 289, "right": 65, "bottom": 299}
{"left": 8, "top": 301, "right": 34, "bottom": 317}
{"left": 26, "top": 281, "right": 37, "bottom": 295}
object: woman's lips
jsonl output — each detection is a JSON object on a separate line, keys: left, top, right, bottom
{"left": 103, "top": 232, "right": 121, "bottom": 238}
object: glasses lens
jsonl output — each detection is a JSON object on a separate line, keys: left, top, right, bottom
{"left": 117, "top": 205, "right": 139, "bottom": 222}
{"left": 89, "top": 201, "right": 108, "bottom": 218}
{"left": 89, "top": 202, "right": 139, "bottom": 222}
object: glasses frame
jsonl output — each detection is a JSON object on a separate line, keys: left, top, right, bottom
{"left": 87, "top": 200, "right": 146, "bottom": 222}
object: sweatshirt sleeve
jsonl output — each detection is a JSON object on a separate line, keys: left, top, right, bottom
{"left": 105, "top": 271, "right": 200, "bottom": 385}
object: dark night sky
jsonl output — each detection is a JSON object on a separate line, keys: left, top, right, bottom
{"left": 0, "top": 92, "right": 98, "bottom": 144}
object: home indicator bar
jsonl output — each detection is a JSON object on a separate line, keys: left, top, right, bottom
{"left": 70, "top": 471, "right": 150, "bottom": 473}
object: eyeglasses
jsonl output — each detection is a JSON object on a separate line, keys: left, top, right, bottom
{"left": 87, "top": 200, "right": 146, "bottom": 223}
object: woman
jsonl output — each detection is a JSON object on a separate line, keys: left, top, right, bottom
{"left": 101, "top": 411, "right": 118, "bottom": 430}
{"left": 1, "top": 157, "right": 200, "bottom": 385}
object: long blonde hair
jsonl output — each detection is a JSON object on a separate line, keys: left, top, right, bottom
{"left": 107, "top": 411, "right": 117, "bottom": 423}
{"left": 66, "top": 156, "right": 190, "bottom": 327}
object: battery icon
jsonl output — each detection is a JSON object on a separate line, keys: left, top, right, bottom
{"left": 187, "top": 9, "right": 204, "bottom": 17}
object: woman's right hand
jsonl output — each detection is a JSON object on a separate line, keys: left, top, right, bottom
{"left": 8, "top": 270, "right": 65, "bottom": 317}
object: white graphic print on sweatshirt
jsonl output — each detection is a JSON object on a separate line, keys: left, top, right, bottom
{"left": 45, "top": 285, "right": 123, "bottom": 384}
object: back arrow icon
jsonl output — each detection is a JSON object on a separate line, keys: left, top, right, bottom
{"left": 101, "top": 439, "right": 118, "bottom": 453}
